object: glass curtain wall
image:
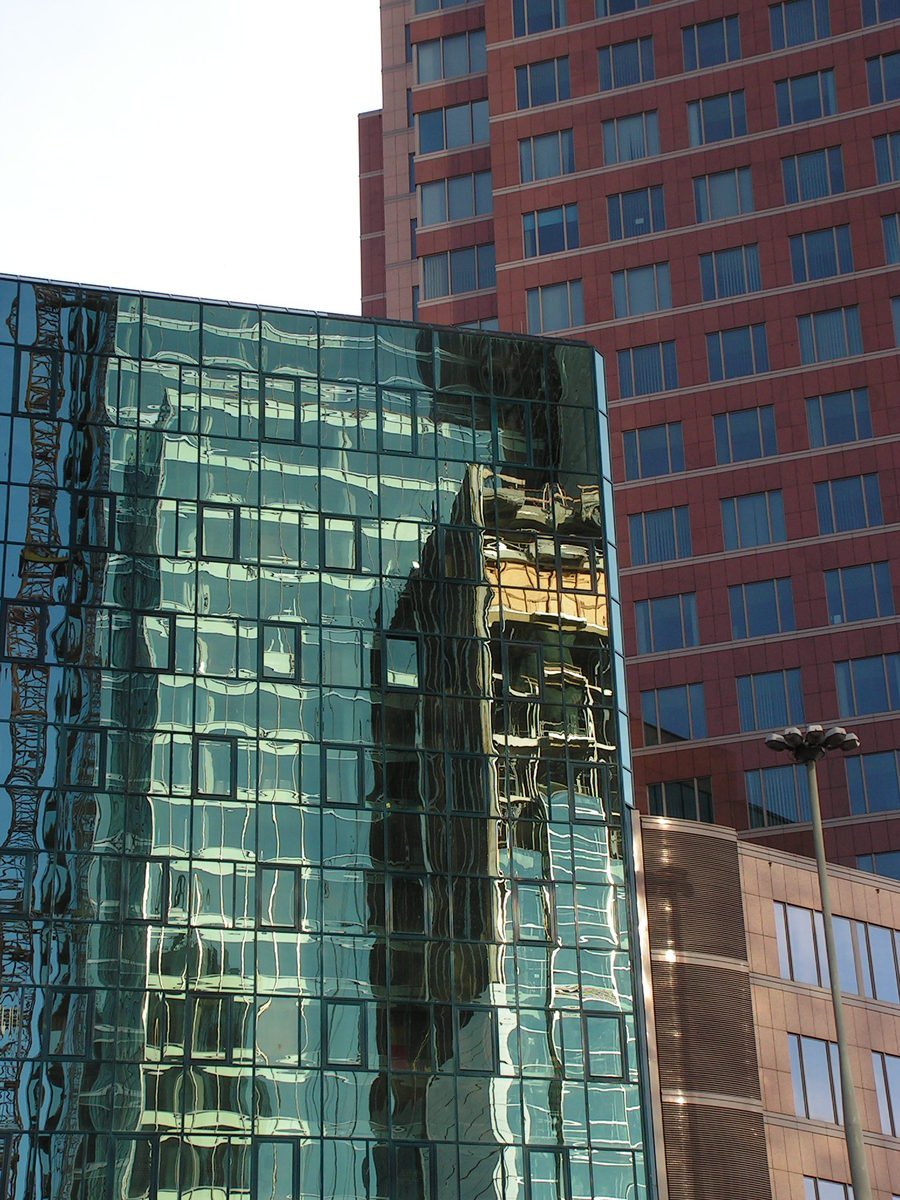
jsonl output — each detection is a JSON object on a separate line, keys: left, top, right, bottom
{"left": 0, "top": 278, "right": 651, "bottom": 1200}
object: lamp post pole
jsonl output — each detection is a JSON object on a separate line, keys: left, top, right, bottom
{"left": 765, "top": 724, "right": 871, "bottom": 1200}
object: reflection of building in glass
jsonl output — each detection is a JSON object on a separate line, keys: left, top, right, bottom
{"left": 0, "top": 278, "right": 654, "bottom": 1200}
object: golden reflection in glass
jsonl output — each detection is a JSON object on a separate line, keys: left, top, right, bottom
{"left": 0, "top": 280, "right": 650, "bottom": 1200}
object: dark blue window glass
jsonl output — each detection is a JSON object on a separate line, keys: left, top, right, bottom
{"left": 612, "top": 263, "right": 671, "bottom": 316}
{"left": 747, "top": 764, "right": 811, "bottom": 826}
{"left": 623, "top": 422, "right": 684, "bottom": 479}
{"left": 714, "top": 406, "right": 776, "bottom": 463}
{"left": 514, "top": 0, "right": 567, "bottom": 36}
{"left": 683, "top": 15, "right": 741, "bottom": 70}
{"left": 776, "top": 70, "right": 837, "bottom": 124}
{"left": 641, "top": 683, "right": 706, "bottom": 744}
{"left": 863, "top": 0, "right": 900, "bottom": 20}
{"left": 790, "top": 226, "right": 853, "bottom": 281}
{"left": 524, "top": 204, "right": 579, "bottom": 256}
{"left": 798, "top": 306, "right": 863, "bottom": 362}
{"left": 517, "top": 58, "right": 570, "bottom": 108}
{"left": 806, "top": 389, "right": 872, "bottom": 447}
{"left": 635, "top": 593, "right": 699, "bottom": 653}
{"left": 847, "top": 752, "right": 900, "bottom": 814}
{"left": 618, "top": 342, "right": 677, "bottom": 397}
{"left": 597, "top": 0, "right": 650, "bottom": 13}
{"left": 868, "top": 52, "right": 900, "bottom": 103}
{"left": 815, "top": 474, "right": 883, "bottom": 533}
{"left": 737, "top": 669, "right": 804, "bottom": 732}
{"left": 825, "top": 563, "right": 893, "bottom": 623}
{"left": 884, "top": 214, "right": 900, "bottom": 264}
{"left": 694, "top": 167, "right": 753, "bottom": 221}
{"left": 599, "top": 36, "right": 654, "bottom": 89}
{"left": 782, "top": 146, "right": 844, "bottom": 202}
{"left": 688, "top": 91, "right": 747, "bottom": 144}
{"left": 835, "top": 654, "right": 900, "bottom": 716}
{"left": 707, "top": 324, "right": 769, "bottom": 380}
{"left": 875, "top": 133, "right": 900, "bottom": 183}
{"left": 520, "top": 129, "right": 575, "bottom": 181}
{"left": 770, "top": 0, "right": 830, "bottom": 48}
{"left": 608, "top": 185, "right": 665, "bottom": 239}
{"left": 649, "top": 777, "right": 714, "bottom": 822}
{"left": 859, "top": 851, "right": 900, "bottom": 879}
{"left": 729, "top": 578, "right": 795, "bottom": 639}
{"left": 722, "top": 491, "right": 786, "bottom": 549}
{"left": 700, "top": 244, "right": 761, "bottom": 299}
{"left": 629, "top": 507, "right": 692, "bottom": 565}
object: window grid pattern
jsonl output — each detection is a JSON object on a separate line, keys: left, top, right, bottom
{"left": 418, "top": 100, "right": 489, "bottom": 153}
{"left": 416, "top": 29, "right": 486, "bottom": 84}
{"left": 422, "top": 244, "right": 496, "bottom": 300}
{"left": 804, "top": 1180, "right": 853, "bottom": 1200}
{"left": 746, "top": 763, "right": 809, "bottom": 827}
{"left": 694, "top": 167, "right": 753, "bottom": 222}
{"left": 516, "top": 58, "right": 571, "bottom": 109}
{"left": 776, "top": 70, "right": 837, "bottom": 125}
{"left": 597, "top": 0, "right": 650, "bottom": 13}
{"left": 608, "top": 186, "right": 665, "bottom": 240}
{"left": 776, "top": 900, "right": 900, "bottom": 1005}
{"left": 798, "top": 306, "right": 863, "bottom": 363}
{"left": 419, "top": 171, "right": 492, "bottom": 227}
{"left": 789, "top": 1034, "right": 843, "bottom": 1123}
{"left": 826, "top": 562, "right": 893, "bottom": 625}
{"left": 729, "top": 577, "right": 794, "bottom": 640}
{"left": 599, "top": 37, "right": 654, "bottom": 90}
{"left": 687, "top": 91, "right": 747, "bottom": 145}
{"left": 683, "top": 16, "right": 741, "bottom": 71}
{"left": 629, "top": 507, "right": 692, "bottom": 566}
{"left": 806, "top": 389, "right": 872, "bottom": 447}
{"left": 722, "top": 491, "right": 786, "bottom": 550}
{"left": 815, "top": 473, "right": 882, "bottom": 534}
{"left": 790, "top": 226, "right": 853, "bottom": 282}
{"left": 868, "top": 52, "right": 900, "bottom": 103}
{"left": 519, "top": 129, "right": 576, "bottom": 182}
{"left": 526, "top": 281, "right": 584, "bottom": 333}
{"left": 602, "top": 111, "right": 660, "bottom": 164}
{"left": 783, "top": 146, "right": 845, "bottom": 203}
{"left": 876, "top": 132, "right": 900, "bottom": 182}
{"left": 514, "top": 0, "right": 567, "bottom": 36}
{"left": 641, "top": 684, "right": 707, "bottom": 745}
{"left": 700, "top": 244, "right": 761, "bottom": 300}
{"left": 848, "top": 751, "right": 900, "bottom": 814}
{"left": 885, "top": 214, "right": 900, "bottom": 264}
{"left": 635, "top": 592, "right": 699, "bottom": 654}
{"left": 715, "top": 406, "right": 776, "bottom": 464}
{"left": 623, "top": 422, "right": 684, "bottom": 480}
{"left": 0, "top": 280, "right": 654, "bottom": 1200}
{"left": 707, "top": 324, "right": 769, "bottom": 381}
{"left": 736, "top": 669, "right": 804, "bottom": 731}
{"left": 617, "top": 342, "right": 678, "bottom": 398}
{"left": 835, "top": 654, "right": 900, "bottom": 717}
{"left": 648, "top": 777, "right": 713, "bottom": 822}
{"left": 863, "top": 0, "right": 900, "bottom": 21}
{"left": 612, "top": 262, "right": 671, "bottom": 316}
{"left": 770, "top": 0, "right": 830, "bottom": 48}
{"left": 523, "top": 204, "right": 579, "bottom": 258}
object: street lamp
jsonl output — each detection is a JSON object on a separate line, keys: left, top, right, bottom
{"left": 765, "top": 724, "right": 871, "bottom": 1200}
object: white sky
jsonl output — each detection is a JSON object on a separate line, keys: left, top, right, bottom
{"left": 0, "top": 0, "right": 383, "bottom": 316}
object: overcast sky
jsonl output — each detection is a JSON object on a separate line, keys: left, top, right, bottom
{"left": 0, "top": 0, "right": 383, "bottom": 315}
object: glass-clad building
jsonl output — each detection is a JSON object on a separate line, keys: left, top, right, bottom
{"left": 0, "top": 278, "right": 653, "bottom": 1200}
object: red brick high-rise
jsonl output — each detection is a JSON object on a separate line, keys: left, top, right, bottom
{"left": 359, "top": 0, "right": 900, "bottom": 869}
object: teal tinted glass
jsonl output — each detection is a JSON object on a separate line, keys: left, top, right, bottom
{"left": 0, "top": 277, "right": 651, "bottom": 1200}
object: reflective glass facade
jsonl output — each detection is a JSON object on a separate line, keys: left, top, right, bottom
{"left": 0, "top": 278, "right": 651, "bottom": 1200}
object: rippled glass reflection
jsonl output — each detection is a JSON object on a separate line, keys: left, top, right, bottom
{"left": 0, "top": 282, "right": 650, "bottom": 1200}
